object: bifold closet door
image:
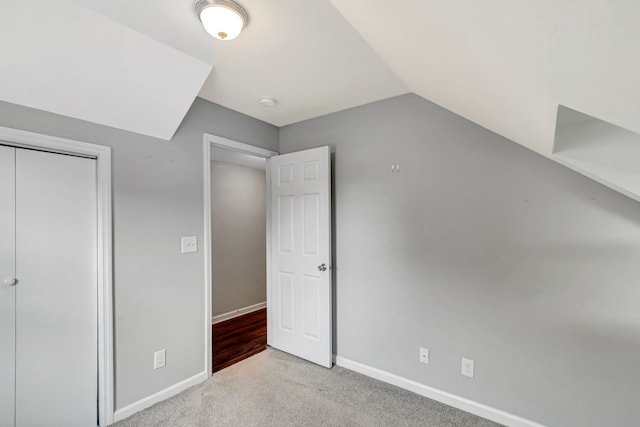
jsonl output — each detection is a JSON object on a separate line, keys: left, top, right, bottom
{"left": 14, "top": 148, "right": 98, "bottom": 427}
{"left": 0, "top": 146, "right": 16, "bottom": 427}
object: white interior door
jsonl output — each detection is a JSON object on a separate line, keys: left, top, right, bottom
{"left": 0, "top": 146, "right": 16, "bottom": 427}
{"left": 268, "top": 146, "right": 332, "bottom": 368}
{"left": 11, "top": 148, "right": 98, "bottom": 427}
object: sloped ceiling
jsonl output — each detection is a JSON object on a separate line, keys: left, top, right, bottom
{"left": 76, "top": 0, "right": 216, "bottom": 65}
{"left": 1, "top": 0, "right": 638, "bottom": 160}
{"left": 0, "top": 0, "right": 408, "bottom": 139}
{"left": 0, "top": 0, "right": 212, "bottom": 140}
{"left": 329, "top": 0, "right": 640, "bottom": 159}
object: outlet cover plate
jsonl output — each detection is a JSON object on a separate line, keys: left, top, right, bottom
{"left": 461, "top": 357, "right": 474, "bottom": 378}
{"left": 154, "top": 349, "right": 166, "bottom": 370}
{"left": 419, "top": 347, "right": 429, "bottom": 364}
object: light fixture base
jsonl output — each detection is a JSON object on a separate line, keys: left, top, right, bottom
{"left": 195, "top": 0, "right": 249, "bottom": 40}
{"left": 259, "top": 96, "right": 278, "bottom": 108}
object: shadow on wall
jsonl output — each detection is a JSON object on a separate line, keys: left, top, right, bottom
{"left": 331, "top": 152, "right": 338, "bottom": 355}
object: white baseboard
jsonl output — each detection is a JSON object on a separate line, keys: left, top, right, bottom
{"left": 113, "top": 370, "right": 208, "bottom": 423}
{"left": 211, "top": 301, "right": 266, "bottom": 324}
{"left": 335, "top": 356, "right": 545, "bottom": 427}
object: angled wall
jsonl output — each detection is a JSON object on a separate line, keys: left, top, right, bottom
{"left": 0, "top": 1, "right": 212, "bottom": 140}
{"left": 280, "top": 93, "right": 640, "bottom": 427}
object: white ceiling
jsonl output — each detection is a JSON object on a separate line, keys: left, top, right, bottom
{"left": 196, "top": 0, "right": 408, "bottom": 126}
{"left": 2, "top": 0, "right": 639, "bottom": 181}
{"left": 0, "top": 0, "right": 211, "bottom": 140}
{"left": 0, "top": 0, "right": 407, "bottom": 137}
{"left": 211, "top": 146, "right": 267, "bottom": 170}
{"left": 75, "top": 0, "right": 216, "bottom": 64}
{"left": 329, "top": 0, "right": 640, "bottom": 159}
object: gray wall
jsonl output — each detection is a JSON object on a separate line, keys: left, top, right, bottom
{"left": 0, "top": 98, "right": 278, "bottom": 410}
{"left": 211, "top": 161, "right": 266, "bottom": 316}
{"left": 280, "top": 94, "right": 640, "bottom": 427}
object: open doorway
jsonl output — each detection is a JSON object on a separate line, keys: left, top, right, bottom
{"left": 203, "top": 135, "right": 278, "bottom": 374}
{"left": 203, "top": 134, "right": 333, "bottom": 376}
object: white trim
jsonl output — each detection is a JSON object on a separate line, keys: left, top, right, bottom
{"left": 335, "top": 356, "right": 545, "bottom": 427}
{"left": 113, "top": 371, "right": 208, "bottom": 422}
{"left": 203, "top": 138, "right": 213, "bottom": 378}
{"left": 203, "top": 134, "right": 278, "bottom": 378}
{"left": 551, "top": 154, "right": 640, "bottom": 203}
{"left": 204, "top": 133, "right": 278, "bottom": 159}
{"left": 265, "top": 161, "right": 273, "bottom": 347}
{"left": 211, "top": 301, "right": 267, "bottom": 324}
{"left": 0, "top": 125, "right": 114, "bottom": 426}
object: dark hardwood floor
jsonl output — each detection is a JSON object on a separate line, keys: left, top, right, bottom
{"left": 212, "top": 308, "right": 267, "bottom": 372}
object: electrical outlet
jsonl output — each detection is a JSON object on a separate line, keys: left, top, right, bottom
{"left": 419, "top": 347, "right": 430, "bottom": 364}
{"left": 154, "top": 349, "right": 166, "bottom": 370}
{"left": 461, "top": 357, "right": 474, "bottom": 378}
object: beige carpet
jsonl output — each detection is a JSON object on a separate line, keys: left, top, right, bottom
{"left": 113, "top": 348, "right": 502, "bottom": 427}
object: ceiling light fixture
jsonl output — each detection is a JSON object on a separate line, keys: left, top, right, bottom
{"left": 195, "top": 0, "right": 248, "bottom": 41}
{"left": 259, "top": 96, "right": 278, "bottom": 108}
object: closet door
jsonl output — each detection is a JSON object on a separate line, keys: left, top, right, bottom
{"left": 15, "top": 149, "right": 97, "bottom": 427}
{"left": 0, "top": 146, "right": 16, "bottom": 427}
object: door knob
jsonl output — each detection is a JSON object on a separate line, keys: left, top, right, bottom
{"left": 4, "top": 276, "right": 17, "bottom": 286}
{"left": 318, "top": 263, "right": 327, "bottom": 272}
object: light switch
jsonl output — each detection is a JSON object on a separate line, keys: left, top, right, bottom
{"left": 181, "top": 236, "right": 198, "bottom": 254}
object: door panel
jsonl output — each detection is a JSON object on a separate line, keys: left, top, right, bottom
{"left": 303, "top": 194, "right": 319, "bottom": 255}
{"left": 303, "top": 275, "right": 319, "bottom": 339}
{"left": 0, "top": 145, "right": 16, "bottom": 427}
{"left": 15, "top": 149, "right": 97, "bottom": 427}
{"left": 278, "top": 272, "right": 294, "bottom": 332}
{"left": 278, "top": 195, "right": 294, "bottom": 253}
{"left": 269, "top": 146, "right": 332, "bottom": 368}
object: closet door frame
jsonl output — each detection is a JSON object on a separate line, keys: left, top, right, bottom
{"left": 0, "top": 126, "right": 114, "bottom": 427}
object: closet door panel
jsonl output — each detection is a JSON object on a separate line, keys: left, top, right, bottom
{"left": 15, "top": 149, "right": 97, "bottom": 427}
{"left": 0, "top": 145, "right": 16, "bottom": 427}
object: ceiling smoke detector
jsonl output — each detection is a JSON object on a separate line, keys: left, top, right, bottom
{"left": 259, "top": 96, "right": 278, "bottom": 108}
{"left": 195, "top": 0, "right": 248, "bottom": 41}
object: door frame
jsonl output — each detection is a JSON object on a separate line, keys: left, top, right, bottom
{"left": 202, "top": 133, "right": 278, "bottom": 377}
{"left": 0, "top": 126, "right": 114, "bottom": 426}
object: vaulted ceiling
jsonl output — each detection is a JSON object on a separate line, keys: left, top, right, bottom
{"left": 2, "top": 1, "right": 639, "bottom": 181}
{"left": 0, "top": 0, "right": 211, "bottom": 140}
{"left": 330, "top": 0, "right": 640, "bottom": 159}
{"left": 0, "top": 0, "right": 407, "bottom": 139}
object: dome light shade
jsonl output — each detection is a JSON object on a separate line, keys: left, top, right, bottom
{"left": 195, "top": 0, "right": 248, "bottom": 41}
